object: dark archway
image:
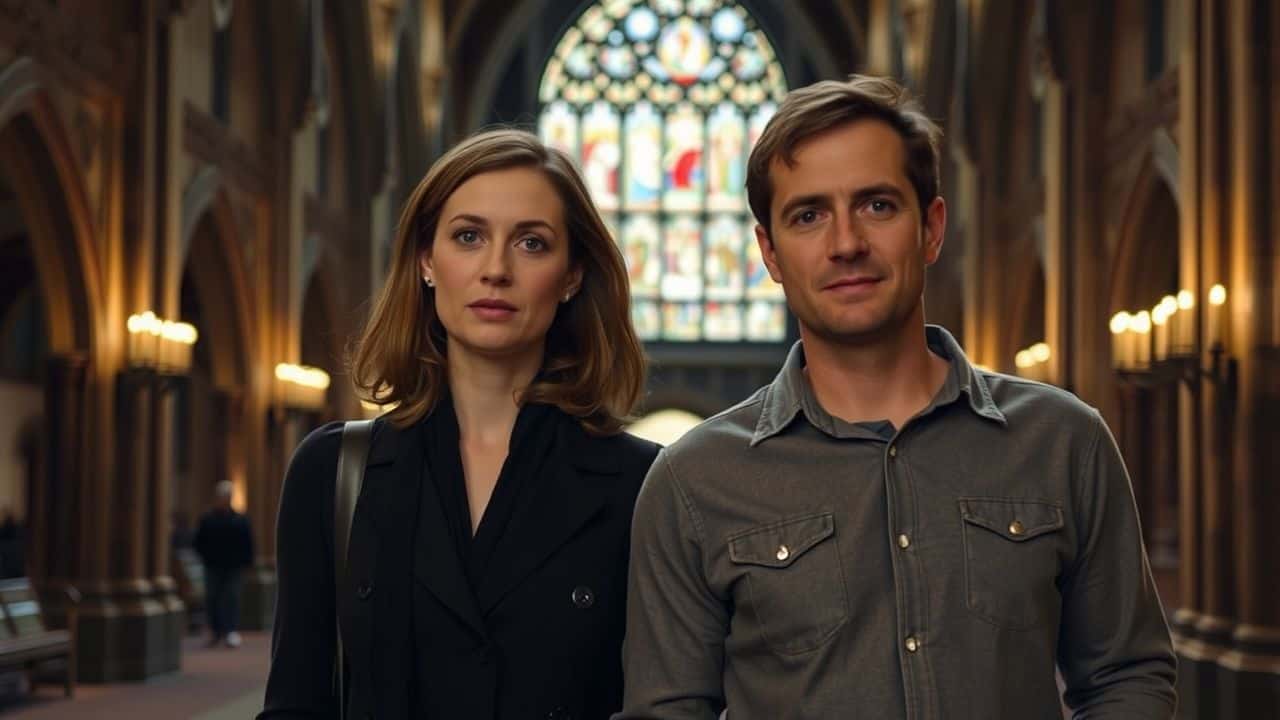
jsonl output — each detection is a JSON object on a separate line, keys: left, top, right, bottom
{"left": 0, "top": 62, "right": 101, "bottom": 594}
{"left": 1110, "top": 151, "right": 1182, "bottom": 611}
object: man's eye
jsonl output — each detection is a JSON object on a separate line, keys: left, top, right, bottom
{"left": 868, "top": 199, "right": 896, "bottom": 215}
{"left": 794, "top": 209, "right": 819, "bottom": 225}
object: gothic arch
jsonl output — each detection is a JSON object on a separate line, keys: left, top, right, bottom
{"left": 0, "top": 58, "right": 102, "bottom": 357}
{"left": 451, "top": 0, "right": 843, "bottom": 135}
{"left": 1109, "top": 137, "right": 1181, "bottom": 314}
{"left": 180, "top": 173, "right": 256, "bottom": 391}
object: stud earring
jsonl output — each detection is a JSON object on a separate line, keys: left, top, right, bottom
{"left": 423, "top": 275, "right": 434, "bottom": 287}
{"left": 562, "top": 291, "right": 574, "bottom": 303}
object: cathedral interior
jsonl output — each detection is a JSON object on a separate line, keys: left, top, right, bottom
{"left": 0, "top": 0, "right": 1276, "bottom": 717}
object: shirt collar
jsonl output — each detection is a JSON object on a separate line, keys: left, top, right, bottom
{"left": 751, "top": 325, "right": 1006, "bottom": 446}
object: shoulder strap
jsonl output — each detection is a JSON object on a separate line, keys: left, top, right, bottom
{"left": 334, "top": 419, "right": 374, "bottom": 719}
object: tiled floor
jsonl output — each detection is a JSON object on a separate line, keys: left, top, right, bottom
{"left": 0, "top": 632, "right": 269, "bottom": 719}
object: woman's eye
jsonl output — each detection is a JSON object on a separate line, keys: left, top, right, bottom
{"left": 518, "top": 236, "right": 547, "bottom": 252}
{"left": 454, "top": 229, "right": 480, "bottom": 245}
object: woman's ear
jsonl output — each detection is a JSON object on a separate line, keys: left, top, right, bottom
{"left": 563, "top": 264, "right": 584, "bottom": 302}
{"left": 419, "top": 249, "right": 433, "bottom": 282}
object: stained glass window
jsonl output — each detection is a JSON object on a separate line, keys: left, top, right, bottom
{"left": 539, "top": 0, "right": 788, "bottom": 342}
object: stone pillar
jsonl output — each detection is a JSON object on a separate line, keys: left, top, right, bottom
{"left": 241, "top": 392, "right": 280, "bottom": 627}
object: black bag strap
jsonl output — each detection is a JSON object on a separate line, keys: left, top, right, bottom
{"left": 334, "top": 419, "right": 374, "bottom": 719}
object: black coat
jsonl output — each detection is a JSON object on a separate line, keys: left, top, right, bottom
{"left": 193, "top": 508, "right": 253, "bottom": 571}
{"left": 260, "top": 414, "right": 660, "bottom": 720}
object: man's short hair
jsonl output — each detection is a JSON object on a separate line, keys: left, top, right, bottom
{"left": 746, "top": 74, "right": 944, "bottom": 236}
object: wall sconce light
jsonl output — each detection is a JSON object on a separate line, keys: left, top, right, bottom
{"left": 275, "top": 363, "right": 331, "bottom": 411}
{"left": 1014, "top": 342, "right": 1052, "bottom": 383}
{"left": 1111, "top": 284, "right": 1234, "bottom": 393}
{"left": 127, "top": 311, "right": 198, "bottom": 374}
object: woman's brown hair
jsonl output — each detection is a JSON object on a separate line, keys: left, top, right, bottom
{"left": 350, "top": 129, "right": 646, "bottom": 434}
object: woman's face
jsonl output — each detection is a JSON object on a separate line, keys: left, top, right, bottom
{"left": 421, "top": 166, "right": 581, "bottom": 362}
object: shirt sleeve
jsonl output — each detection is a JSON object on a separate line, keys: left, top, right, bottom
{"left": 614, "top": 449, "right": 727, "bottom": 720}
{"left": 1057, "top": 410, "right": 1178, "bottom": 718}
{"left": 258, "top": 423, "right": 344, "bottom": 720}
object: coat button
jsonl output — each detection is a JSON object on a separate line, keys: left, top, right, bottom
{"left": 546, "top": 707, "right": 572, "bottom": 720}
{"left": 356, "top": 582, "right": 373, "bottom": 600}
{"left": 570, "top": 585, "right": 595, "bottom": 609}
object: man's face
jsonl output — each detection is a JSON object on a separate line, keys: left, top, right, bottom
{"left": 756, "top": 119, "right": 946, "bottom": 345}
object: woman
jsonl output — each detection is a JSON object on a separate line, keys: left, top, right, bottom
{"left": 260, "top": 129, "right": 659, "bottom": 719}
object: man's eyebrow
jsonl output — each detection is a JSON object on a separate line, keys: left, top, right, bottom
{"left": 850, "top": 183, "right": 907, "bottom": 203}
{"left": 777, "top": 193, "right": 833, "bottom": 219}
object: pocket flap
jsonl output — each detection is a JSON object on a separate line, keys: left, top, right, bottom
{"left": 960, "top": 498, "right": 1063, "bottom": 542}
{"left": 728, "top": 512, "right": 835, "bottom": 568}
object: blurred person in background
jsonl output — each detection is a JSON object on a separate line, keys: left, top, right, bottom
{"left": 194, "top": 479, "right": 254, "bottom": 649}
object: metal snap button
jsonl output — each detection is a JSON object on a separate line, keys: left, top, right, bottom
{"left": 775, "top": 544, "right": 790, "bottom": 561}
{"left": 905, "top": 635, "right": 920, "bottom": 652}
{"left": 356, "top": 582, "right": 373, "bottom": 600}
{"left": 570, "top": 585, "right": 595, "bottom": 609}
{"left": 897, "top": 534, "right": 911, "bottom": 549}
{"left": 1008, "top": 520, "right": 1025, "bottom": 536}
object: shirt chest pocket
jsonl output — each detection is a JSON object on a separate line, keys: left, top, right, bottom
{"left": 960, "top": 497, "right": 1065, "bottom": 630}
{"left": 727, "top": 512, "right": 848, "bottom": 655}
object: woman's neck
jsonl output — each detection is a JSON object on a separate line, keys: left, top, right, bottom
{"left": 445, "top": 341, "right": 543, "bottom": 448}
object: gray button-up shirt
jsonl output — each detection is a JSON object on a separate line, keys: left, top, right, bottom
{"left": 618, "top": 326, "right": 1176, "bottom": 720}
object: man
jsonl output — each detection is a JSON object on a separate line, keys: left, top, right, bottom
{"left": 193, "top": 480, "right": 254, "bottom": 648}
{"left": 617, "top": 75, "right": 1176, "bottom": 719}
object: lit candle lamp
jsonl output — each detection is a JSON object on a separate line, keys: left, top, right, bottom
{"left": 1151, "top": 304, "right": 1170, "bottom": 362}
{"left": 1015, "top": 350, "right": 1034, "bottom": 379}
{"left": 1206, "top": 284, "right": 1227, "bottom": 348}
{"left": 1110, "top": 312, "right": 1131, "bottom": 370}
{"left": 1131, "top": 310, "right": 1152, "bottom": 369}
{"left": 1173, "top": 290, "right": 1195, "bottom": 356}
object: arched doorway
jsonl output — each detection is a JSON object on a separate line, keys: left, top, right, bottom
{"left": 174, "top": 192, "right": 253, "bottom": 544}
{"left": 299, "top": 266, "right": 343, "bottom": 429}
{"left": 0, "top": 83, "right": 99, "bottom": 605}
{"left": 0, "top": 172, "right": 46, "bottom": 580}
{"left": 1110, "top": 158, "right": 1181, "bottom": 611}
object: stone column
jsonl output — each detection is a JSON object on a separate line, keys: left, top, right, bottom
{"left": 238, "top": 391, "right": 278, "bottom": 632}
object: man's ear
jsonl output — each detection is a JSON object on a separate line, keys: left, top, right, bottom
{"left": 755, "top": 224, "right": 784, "bottom": 284}
{"left": 922, "top": 196, "right": 947, "bottom": 265}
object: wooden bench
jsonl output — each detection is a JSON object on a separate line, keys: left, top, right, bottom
{"left": 0, "top": 578, "right": 78, "bottom": 697}
{"left": 172, "top": 547, "right": 207, "bottom": 633}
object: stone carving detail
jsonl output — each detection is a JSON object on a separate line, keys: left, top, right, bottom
{"left": 0, "top": 0, "right": 124, "bottom": 97}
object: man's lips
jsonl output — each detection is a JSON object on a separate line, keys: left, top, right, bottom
{"left": 823, "top": 276, "right": 882, "bottom": 291}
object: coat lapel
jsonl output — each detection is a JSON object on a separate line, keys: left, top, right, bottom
{"left": 475, "top": 419, "right": 618, "bottom": 614}
{"left": 406, "top": 420, "right": 489, "bottom": 639}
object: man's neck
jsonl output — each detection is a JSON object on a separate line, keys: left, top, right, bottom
{"left": 799, "top": 319, "right": 950, "bottom": 430}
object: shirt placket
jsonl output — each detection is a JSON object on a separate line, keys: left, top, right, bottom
{"left": 883, "top": 428, "right": 931, "bottom": 720}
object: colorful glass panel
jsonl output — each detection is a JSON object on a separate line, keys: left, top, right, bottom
{"left": 582, "top": 102, "right": 621, "bottom": 210}
{"left": 660, "top": 215, "right": 703, "bottom": 300}
{"left": 538, "top": 101, "right": 578, "bottom": 156}
{"left": 620, "top": 214, "right": 661, "bottom": 297}
{"left": 539, "top": 0, "right": 787, "bottom": 342}
{"left": 704, "top": 215, "right": 743, "bottom": 300}
{"left": 706, "top": 103, "right": 744, "bottom": 211}
{"left": 663, "top": 104, "right": 705, "bottom": 210}
{"left": 704, "top": 302, "right": 743, "bottom": 340}
{"left": 662, "top": 302, "right": 703, "bottom": 340}
{"left": 624, "top": 102, "right": 662, "bottom": 210}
